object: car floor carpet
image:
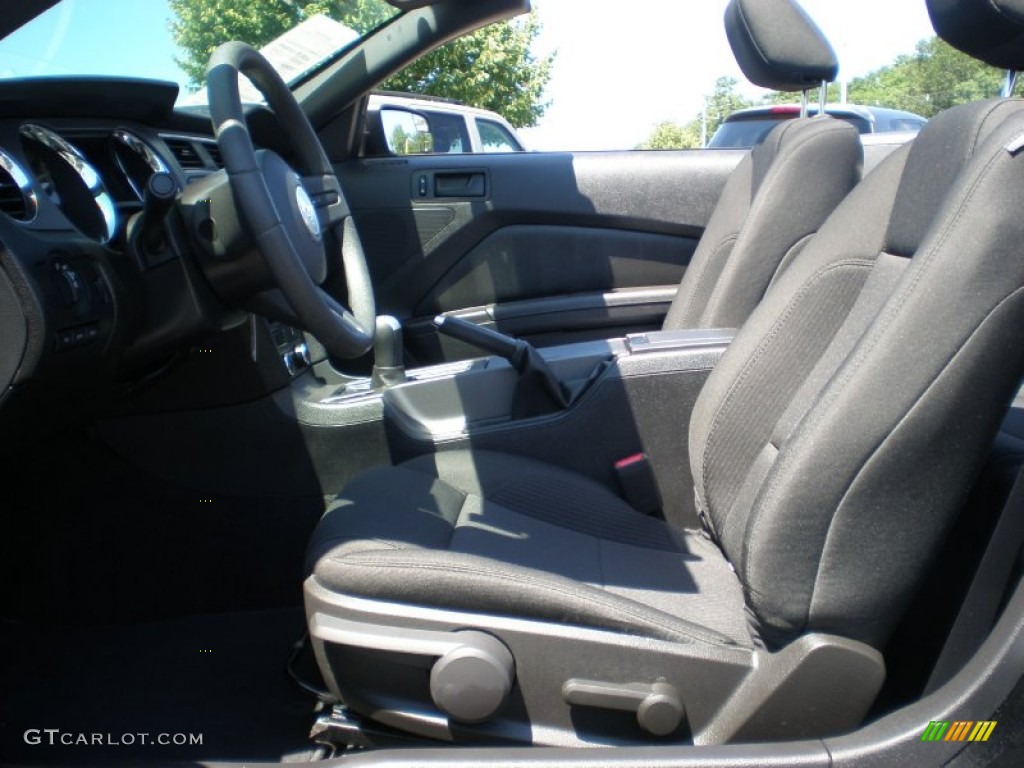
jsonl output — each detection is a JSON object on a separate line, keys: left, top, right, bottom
{"left": 0, "top": 428, "right": 326, "bottom": 624}
{"left": 0, "top": 608, "right": 325, "bottom": 765}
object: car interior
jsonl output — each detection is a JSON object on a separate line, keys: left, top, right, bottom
{"left": 3, "top": 0, "right": 1024, "bottom": 766}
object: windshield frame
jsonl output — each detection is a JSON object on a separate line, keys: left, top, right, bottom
{"left": 0, "top": 0, "right": 405, "bottom": 107}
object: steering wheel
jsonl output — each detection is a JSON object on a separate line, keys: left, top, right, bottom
{"left": 205, "top": 42, "right": 375, "bottom": 359}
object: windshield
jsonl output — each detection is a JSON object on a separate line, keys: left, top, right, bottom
{"left": 0, "top": 0, "right": 402, "bottom": 106}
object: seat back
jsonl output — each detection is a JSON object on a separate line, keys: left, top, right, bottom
{"left": 690, "top": 0, "right": 1024, "bottom": 649}
{"left": 664, "top": 0, "right": 861, "bottom": 330}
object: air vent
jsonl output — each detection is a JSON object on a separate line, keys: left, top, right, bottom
{"left": 112, "top": 129, "right": 169, "bottom": 200}
{"left": 0, "top": 148, "right": 37, "bottom": 222}
{"left": 203, "top": 142, "right": 223, "bottom": 169}
{"left": 0, "top": 174, "right": 27, "bottom": 219}
{"left": 164, "top": 138, "right": 205, "bottom": 170}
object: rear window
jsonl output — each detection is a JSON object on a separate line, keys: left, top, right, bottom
{"left": 832, "top": 115, "right": 872, "bottom": 134}
{"left": 477, "top": 119, "right": 522, "bottom": 152}
{"left": 882, "top": 117, "right": 926, "bottom": 133}
{"left": 707, "top": 118, "right": 790, "bottom": 148}
{"left": 708, "top": 113, "right": 874, "bottom": 148}
{"left": 423, "top": 110, "right": 471, "bottom": 154}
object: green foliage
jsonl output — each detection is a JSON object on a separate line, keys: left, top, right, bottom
{"left": 638, "top": 120, "right": 701, "bottom": 150}
{"left": 638, "top": 77, "right": 754, "bottom": 149}
{"left": 388, "top": 124, "right": 433, "bottom": 155}
{"left": 762, "top": 38, "right": 1003, "bottom": 117}
{"left": 383, "top": 15, "right": 553, "bottom": 129}
{"left": 702, "top": 76, "right": 756, "bottom": 134}
{"left": 168, "top": 0, "right": 554, "bottom": 127}
{"left": 169, "top": 0, "right": 304, "bottom": 86}
{"left": 845, "top": 38, "right": 1003, "bottom": 117}
{"left": 762, "top": 83, "right": 840, "bottom": 106}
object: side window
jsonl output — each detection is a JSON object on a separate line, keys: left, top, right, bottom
{"left": 477, "top": 119, "right": 522, "bottom": 152}
{"left": 425, "top": 111, "right": 470, "bottom": 154}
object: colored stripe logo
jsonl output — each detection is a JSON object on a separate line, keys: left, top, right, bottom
{"left": 920, "top": 721, "right": 997, "bottom": 743}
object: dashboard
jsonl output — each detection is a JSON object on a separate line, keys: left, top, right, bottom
{"left": 0, "top": 77, "right": 289, "bottom": 410}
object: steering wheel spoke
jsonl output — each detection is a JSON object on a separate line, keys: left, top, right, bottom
{"left": 303, "top": 173, "right": 350, "bottom": 232}
{"left": 205, "top": 41, "right": 375, "bottom": 360}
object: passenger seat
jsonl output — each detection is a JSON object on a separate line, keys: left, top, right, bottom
{"left": 662, "top": 0, "right": 862, "bottom": 330}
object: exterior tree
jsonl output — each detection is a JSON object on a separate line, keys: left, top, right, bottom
{"left": 763, "top": 38, "right": 1002, "bottom": 117}
{"left": 762, "top": 83, "right": 839, "bottom": 106}
{"left": 169, "top": 0, "right": 554, "bottom": 127}
{"left": 846, "top": 37, "right": 1002, "bottom": 117}
{"left": 701, "top": 77, "right": 755, "bottom": 137}
{"left": 638, "top": 77, "right": 753, "bottom": 149}
{"left": 638, "top": 121, "right": 701, "bottom": 150}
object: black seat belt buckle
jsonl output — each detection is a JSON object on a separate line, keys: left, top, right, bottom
{"left": 614, "top": 453, "right": 662, "bottom": 516}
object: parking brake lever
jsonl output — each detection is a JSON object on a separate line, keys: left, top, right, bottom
{"left": 433, "top": 315, "right": 572, "bottom": 417}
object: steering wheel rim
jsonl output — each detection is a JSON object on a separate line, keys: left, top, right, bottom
{"left": 206, "top": 41, "right": 375, "bottom": 359}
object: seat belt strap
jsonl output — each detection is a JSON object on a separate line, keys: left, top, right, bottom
{"left": 925, "top": 465, "right": 1024, "bottom": 693}
{"left": 613, "top": 453, "right": 662, "bottom": 515}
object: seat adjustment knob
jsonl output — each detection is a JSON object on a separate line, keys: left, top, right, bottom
{"left": 429, "top": 631, "right": 515, "bottom": 724}
{"left": 637, "top": 683, "right": 685, "bottom": 736}
{"left": 562, "top": 678, "right": 684, "bottom": 736}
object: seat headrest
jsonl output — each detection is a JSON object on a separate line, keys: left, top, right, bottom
{"left": 927, "top": 0, "right": 1024, "bottom": 71}
{"left": 724, "top": 0, "right": 839, "bottom": 92}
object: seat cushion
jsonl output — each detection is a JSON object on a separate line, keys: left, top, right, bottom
{"left": 307, "top": 450, "right": 755, "bottom": 649}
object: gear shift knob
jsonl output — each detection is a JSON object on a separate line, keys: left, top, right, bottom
{"left": 371, "top": 315, "right": 407, "bottom": 388}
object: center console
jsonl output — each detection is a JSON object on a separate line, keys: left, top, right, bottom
{"left": 291, "top": 327, "right": 734, "bottom": 529}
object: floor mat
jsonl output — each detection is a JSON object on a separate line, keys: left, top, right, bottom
{"left": 0, "top": 430, "right": 325, "bottom": 624}
{"left": 0, "top": 609, "right": 324, "bottom": 765}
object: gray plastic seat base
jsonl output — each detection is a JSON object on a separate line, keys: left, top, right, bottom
{"left": 305, "top": 578, "right": 884, "bottom": 747}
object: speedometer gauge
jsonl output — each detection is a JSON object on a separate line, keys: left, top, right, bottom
{"left": 19, "top": 124, "right": 117, "bottom": 244}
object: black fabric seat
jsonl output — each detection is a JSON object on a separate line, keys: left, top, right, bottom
{"left": 308, "top": 450, "right": 754, "bottom": 649}
{"left": 305, "top": 0, "right": 1024, "bottom": 748}
{"left": 663, "top": 113, "right": 861, "bottom": 330}
{"left": 662, "top": 0, "right": 861, "bottom": 330}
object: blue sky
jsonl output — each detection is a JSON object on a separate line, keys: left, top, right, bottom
{"left": 0, "top": 0, "right": 939, "bottom": 151}
{"left": 0, "top": 1, "right": 187, "bottom": 90}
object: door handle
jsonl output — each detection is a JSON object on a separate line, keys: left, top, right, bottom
{"left": 433, "top": 171, "right": 486, "bottom": 198}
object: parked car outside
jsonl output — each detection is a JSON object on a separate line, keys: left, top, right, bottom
{"left": 708, "top": 103, "right": 927, "bottom": 147}
{"left": 366, "top": 91, "right": 525, "bottom": 155}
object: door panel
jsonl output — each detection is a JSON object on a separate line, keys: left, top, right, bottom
{"left": 335, "top": 149, "right": 743, "bottom": 363}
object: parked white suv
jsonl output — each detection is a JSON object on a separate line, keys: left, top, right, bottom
{"left": 365, "top": 91, "right": 525, "bottom": 155}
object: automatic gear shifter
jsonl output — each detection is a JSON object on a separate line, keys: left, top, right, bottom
{"left": 370, "top": 315, "right": 407, "bottom": 388}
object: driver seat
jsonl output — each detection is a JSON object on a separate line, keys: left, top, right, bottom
{"left": 305, "top": 0, "right": 1024, "bottom": 748}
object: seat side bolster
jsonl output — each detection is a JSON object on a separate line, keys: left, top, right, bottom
{"left": 314, "top": 548, "right": 745, "bottom": 647}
